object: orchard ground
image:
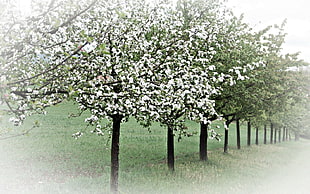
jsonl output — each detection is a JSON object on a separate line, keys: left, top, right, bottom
{"left": 0, "top": 102, "right": 309, "bottom": 194}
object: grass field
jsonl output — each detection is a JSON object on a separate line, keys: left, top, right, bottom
{"left": 0, "top": 102, "right": 309, "bottom": 194}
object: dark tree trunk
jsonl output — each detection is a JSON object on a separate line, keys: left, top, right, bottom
{"left": 247, "top": 121, "right": 251, "bottom": 146}
{"left": 236, "top": 119, "right": 241, "bottom": 149}
{"left": 278, "top": 128, "right": 281, "bottom": 143}
{"left": 263, "top": 125, "right": 267, "bottom": 144}
{"left": 286, "top": 127, "right": 289, "bottom": 141}
{"left": 110, "top": 115, "right": 122, "bottom": 194}
{"left": 282, "top": 127, "right": 285, "bottom": 142}
{"left": 224, "top": 121, "right": 229, "bottom": 153}
{"left": 167, "top": 126, "right": 175, "bottom": 171}
{"left": 270, "top": 123, "right": 273, "bottom": 144}
{"left": 200, "top": 123, "right": 209, "bottom": 161}
{"left": 274, "top": 128, "right": 277, "bottom": 144}
{"left": 255, "top": 127, "right": 259, "bottom": 145}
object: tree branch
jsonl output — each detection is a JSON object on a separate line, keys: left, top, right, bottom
{"left": 6, "top": 41, "right": 89, "bottom": 86}
{"left": 0, "top": 126, "right": 36, "bottom": 141}
{"left": 48, "top": 0, "right": 98, "bottom": 34}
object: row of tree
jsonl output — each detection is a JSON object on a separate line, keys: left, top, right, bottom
{"left": 1, "top": 0, "right": 309, "bottom": 193}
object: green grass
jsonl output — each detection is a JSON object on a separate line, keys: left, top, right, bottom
{"left": 0, "top": 102, "right": 308, "bottom": 194}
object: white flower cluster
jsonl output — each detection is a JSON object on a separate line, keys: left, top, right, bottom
{"left": 72, "top": 131, "right": 83, "bottom": 139}
{"left": 1, "top": 0, "right": 290, "bottom": 135}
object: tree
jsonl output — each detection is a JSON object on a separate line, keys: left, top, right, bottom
{"left": 136, "top": 0, "right": 228, "bottom": 169}
{"left": 199, "top": 12, "right": 266, "bottom": 155}
{"left": 247, "top": 121, "right": 251, "bottom": 146}
{"left": 236, "top": 119, "right": 241, "bottom": 149}
{"left": 255, "top": 126, "right": 259, "bottom": 145}
{"left": 270, "top": 123, "right": 274, "bottom": 144}
{"left": 263, "top": 124, "right": 267, "bottom": 144}
{"left": 223, "top": 118, "right": 234, "bottom": 153}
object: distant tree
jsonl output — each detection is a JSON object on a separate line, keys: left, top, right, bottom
{"left": 247, "top": 121, "right": 251, "bottom": 146}
{"left": 263, "top": 124, "right": 267, "bottom": 144}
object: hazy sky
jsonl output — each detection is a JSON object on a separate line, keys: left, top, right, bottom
{"left": 226, "top": 0, "right": 310, "bottom": 62}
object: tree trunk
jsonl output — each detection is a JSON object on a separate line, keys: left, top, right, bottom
{"left": 224, "top": 121, "right": 229, "bottom": 153}
{"left": 255, "top": 127, "right": 259, "bottom": 145}
{"left": 199, "top": 123, "right": 208, "bottom": 161}
{"left": 263, "top": 125, "right": 267, "bottom": 144}
{"left": 270, "top": 123, "right": 273, "bottom": 144}
{"left": 236, "top": 119, "right": 241, "bottom": 149}
{"left": 110, "top": 115, "right": 122, "bottom": 194}
{"left": 167, "top": 125, "right": 175, "bottom": 171}
{"left": 282, "top": 127, "right": 285, "bottom": 142}
{"left": 247, "top": 121, "right": 251, "bottom": 146}
{"left": 278, "top": 128, "right": 281, "bottom": 143}
{"left": 286, "top": 127, "right": 289, "bottom": 141}
{"left": 274, "top": 128, "right": 277, "bottom": 144}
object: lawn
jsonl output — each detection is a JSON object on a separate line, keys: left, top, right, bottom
{"left": 0, "top": 102, "right": 308, "bottom": 194}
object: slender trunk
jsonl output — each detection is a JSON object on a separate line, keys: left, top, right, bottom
{"left": 236, "top": 119, "right": 241, "bottom": 149}
{"left": 255, "top": 127, "right": 259, "bottom": 145}
{"left": 289, "top": 130, "right": 291, "bottom": 141}
{"left": 263, "top": 125, "right": 267, "bottom": 144}
{"left": 274, "top": 128, "right": 277, "bottom": 144}
{"left": 167, "top": 125, "right": 175, "bottom": 171}
{"left": 247, "top": 121, "right": 251, "bottom": 146}
{"left": 278, "top": 128, "right": 281, "bottom": 143}
{"left": 286, "top": 127, "right": 289, "bottom": 141}
{"left": 282, "top": 127, "right": 285, "bottom": 142}
{"left": 270, "top": 123, "right": 273, "bottom": 144}
{"left": 224, "top": 122, "right": 229, "bottom": 153}
{"left": 199, "top": 123, "right": 208, "bottom": 161}
{"left": 110, "top": 115, "right": 122, "bottom": 194}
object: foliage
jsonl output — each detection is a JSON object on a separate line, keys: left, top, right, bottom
{"left": 0, "top": 0, "right": 252, "bottom": 133}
